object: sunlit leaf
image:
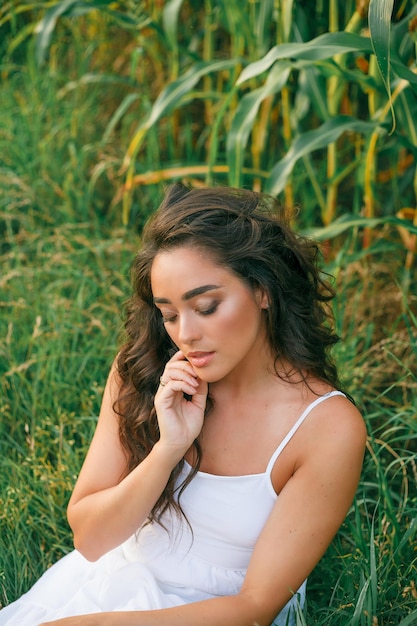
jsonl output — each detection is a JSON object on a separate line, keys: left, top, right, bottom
{"left": 237, "top": 32, "right": 373, "bottom": 85}
{"left": 396, "top": 88, "right": 417, "bottom": 155}
{"left": 304, "top": 214, "right": 417, "bottom": 240}
{"left": 369, "top": 0, "right": 394, "bottom": 99}
{"left": 162, "top": 0, "right": 186, "bottom": 49}
{"left": 254, "top": 0, "right": 275, "bottom": 55}
{"left": 227, "top": 61, "right": 291, "bottom": 187}
{"left": 101, "top": 93, "right": 140, "bottom": 145}
{"left": 280, "top": 0, "right": 294, "bottom": 43}
{"left": 147, "top": 59, "right": 238, "bottom": 129}
{"left": 123, "top": 58, "right": 239, "bottom": 222}
{"left": 398, "top": 611, "right": 417, "bottom": 626}
{"left": 390, "top": 53, "right": 417, "bottom": 86}
{"left": 125, "top": 58, "right": 238, "bottom": 162}
{"left": 265, "top": 116, "right": 381, "bottom": 196}
{"left": 35, "top": 0, "right": 137, "bottom": 66}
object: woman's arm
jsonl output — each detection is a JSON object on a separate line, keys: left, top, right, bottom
{"left": 45, "top": 396, "right": 366, "bottom": 625}
{"left": 67, "top": 352, "right": 208, "bottom": 561}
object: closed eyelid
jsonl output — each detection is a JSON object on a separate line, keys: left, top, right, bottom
{"left": 196, "top": 300, "right": 218, "bottom": 314}
{"left": 157, "top": 299, "right": 218, "bottom": 321}
{"left": 155, "top": 305, "right": 177, "bottom": 320}
{"left": 161, "top": 313, "right": 177, "bottom": 324}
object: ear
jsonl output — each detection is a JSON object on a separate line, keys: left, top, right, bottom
{"left": 255, "top": 287, "right": 269, "bottom": 310}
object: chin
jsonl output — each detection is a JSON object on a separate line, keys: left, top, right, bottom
{"left": 198, "top": 369, "right": 229, "bottom": 385}
{"left": 199, "top": 374, "right": 218, "bottom": 384}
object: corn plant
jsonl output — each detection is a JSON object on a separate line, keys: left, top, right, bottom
{"left": 13, "top": 0, "right": 414, "bottom": 280}
{"left": 0, "top": 2, "right": 416, "bottom": 623}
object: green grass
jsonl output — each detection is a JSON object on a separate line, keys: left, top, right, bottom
{"left": 1, "top": 193, "right": 416, "bottom": 625}
{"left": 0, "top": 219, "right": 138, "bottom": 604}
{"left": 1, "top": 2, "right": 417, "bottom": 623}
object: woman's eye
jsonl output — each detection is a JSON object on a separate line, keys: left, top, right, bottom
{"left": 160, "top": 302, "right": 218, "bottom": 322}
{"left": 161, "top": 313, "right": 177, "bottom": 323}
{"left": 198, "top": 302, "right": 218, "bottom": 316}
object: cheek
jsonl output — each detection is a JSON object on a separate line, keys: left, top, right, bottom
{"left": 217, "top": 298, "right": 260, "bottom": 338}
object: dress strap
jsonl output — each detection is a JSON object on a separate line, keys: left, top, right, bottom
{"left": 265, "top": 390, "right": 346, "bottom": 476}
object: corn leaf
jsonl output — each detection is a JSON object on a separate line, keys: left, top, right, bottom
{"left": 35, "top": 0, "right": 130, "bottom": 66}
{"left": 123, "top": 58, "right": 239, "bottom": 223}
{"left": 397, "top": 89, "right": 417, "bottom": 149}
{"left": 102, "top": 93, "right": 140, "bottom": 146}
{"left": 398, "top": 612, "right": 417, "bottom": 626}
{"left": 162, "top": 0, "right": 186, "bottom": 50}
{"left": 280, "top": 0, "right": 294, "bottom": 43}
{"left": 297, "top": 67, "right": 329, "bottom": 122}
{"left": 265, "top": 116, "right": 381, "bottom": 196}
{"left": 145, "top": 59, "right": 238, "bottom": 130}
{"left": 35, "top": 0, "right": 80, "bottom": 66}
{"left": 369, "top": 0, "right": 394, "bottom": 100}
{"left": 305, "top": 214, "right": 417, "bottom": 240}
{"left": 237, "top": 32, "right": 373, "bottom": 85}
{"left": 390, "top": 53, "right": 417, "bottom": 86}
{"left": 125, "top": 57, "right": 239, "bottom": 163}
{"left": 226, "top": 61, "right": 292, "bottom": 187}
{"left": 255, "top": 0, "right": 275, "bottom": 55}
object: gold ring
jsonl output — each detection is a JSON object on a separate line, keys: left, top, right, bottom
{"left": 159, "top": 378, "right": 167, "bottom": 387}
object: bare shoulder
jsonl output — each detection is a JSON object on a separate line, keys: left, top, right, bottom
{"left": 311, "top": 392, "right": 367, "bottom": 446}
{"left": 296, "top": 391, "right": 367, "bottom": 476}
{"left": 242, "top": 391, "right": 367, "bottom": 618}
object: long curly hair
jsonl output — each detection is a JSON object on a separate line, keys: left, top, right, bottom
{"left": 115, "top": 184, "right": 342, "bottom": 527}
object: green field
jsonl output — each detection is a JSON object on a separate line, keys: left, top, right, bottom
{"left": 1, "top": 2, "right": 416, "bottom": 624}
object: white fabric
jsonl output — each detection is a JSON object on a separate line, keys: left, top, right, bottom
{"left": 0, "top": 391, "right": 344, "bottom": 625}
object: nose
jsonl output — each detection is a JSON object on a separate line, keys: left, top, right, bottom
{"left": 177, "top": 312, "right": 202, "bottom": 346}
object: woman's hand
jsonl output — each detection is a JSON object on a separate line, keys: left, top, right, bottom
{"left": 155, "top": 350, "right": 208, "bottom": 456}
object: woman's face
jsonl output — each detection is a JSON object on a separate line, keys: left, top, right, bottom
{"left": 151, "top": 246, "right": 270, "bottom": 383}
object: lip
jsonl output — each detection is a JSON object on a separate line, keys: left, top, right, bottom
{"left": 186, "top": 351, "right": 215, "bottom": 368}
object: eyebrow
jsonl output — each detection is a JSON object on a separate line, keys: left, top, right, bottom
{"left": 153, "top": 284, "right": 221, "bottom": 305}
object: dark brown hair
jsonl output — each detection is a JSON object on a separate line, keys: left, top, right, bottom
{"left": 115, "top": 184, "right": 341, "bottom": 526}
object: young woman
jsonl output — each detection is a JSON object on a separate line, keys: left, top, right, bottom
{"left": 0, "top": 185, "right": 366, "bottom": 626}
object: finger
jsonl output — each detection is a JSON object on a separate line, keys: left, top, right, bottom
{"left": 190, "top": 379, "right": 208, "bottom": 403}
{"left": 157, "top": 369, "right": 200, "bottom": 394}
{"left": 163, "top": 371, "right": 199, "bottom": 390}
{"left": 161, "top": 360, "right": 199, "bottom": 387}
{"left": 160, "top": 378, "right": 201, "bottom": 397}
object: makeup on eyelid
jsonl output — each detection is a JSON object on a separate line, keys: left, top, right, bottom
{"left": 160, "top": 300, "right": 219, "bottom": 323}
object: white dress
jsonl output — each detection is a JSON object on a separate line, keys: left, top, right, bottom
{"left": 0, "top": 391, "right": 344, "bottom": 626}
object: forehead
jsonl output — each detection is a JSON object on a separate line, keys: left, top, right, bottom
{"left": 150, "top": 246, "right": 236, "bottom": 295}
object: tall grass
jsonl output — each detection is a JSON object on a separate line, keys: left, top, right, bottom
{"left": 0, "top": 219, "right": 138, "bottom": 603}
{"left": 1, "top": 192, "right": 416, "bottom": 625}
{"left": 0, "top": 1, "right": 416, "bottom": 624}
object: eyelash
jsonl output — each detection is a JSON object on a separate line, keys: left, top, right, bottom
{"left": 162, "top": 315, "right": 177, "bottom": 324}
{"left": 161, "top": 302, "right": 218, "bottom": 324}
{"left": 199, "top": 302, "right": 218, "bottom": 316}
